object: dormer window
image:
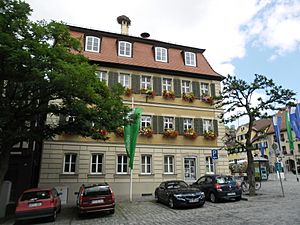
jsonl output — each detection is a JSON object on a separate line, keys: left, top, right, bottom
{"left": 85, "top": 36, "right": 100, "bottom": 53}
{"left": 155, "top": 47, "right": 167, "bottom": 62}
{"left": 184, "top": 52, "right": 196, "bottom": 67}
{"left": 118, "top": 41, "right": 132, "bottom": 57}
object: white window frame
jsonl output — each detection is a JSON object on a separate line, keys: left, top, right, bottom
{"left": 200, "top": 82, "right": 209, "bottom": 96}
{"left": 205, "top": 156, "right": 214, "bottom": 174}
{"left": 119, "top": 73, "right": 130, "bottom": 88}
{"left": 95, "top": 71, "right": 108, "bottom": 84}
{"left": 164, "top": 155, "right": 174, "bottom": 174}
{"left": 141, "top": 75, "right": 152, "bottom": 90}
{"left": 164, "top": 117, "right": 174, "bottom": 130}
{"left": 141, "top": 155, "right": 152, "bottom": 175}
{"left": 155, "top": 47, "right": 168, "bottom": 62}
{"left": 118, "top": 41, "right": 132, "bottom": 57}
{"left": 90, "top": 154, "right": 103, "bottom": 174}
{"left": 203, "top": 119, "right": 213, "bottom": 132}
{"left": 181, "top": 80, "right": 191, "bottom": 93}
{"left": 162, "top": 78, "right": 172, "bottom": 91}
{"left": 141, "top": 115, "right": 152, "bottom": 128}
{"left": 184, "top": 157, "right": 196, "bottom": 181}
{"left": 183, "top": 118, "right": 193, "bottom": 130}
{"left": 116, "top": 155, "right": 128, "bottom": 174}
{"left": 184, "top": 52, "right": 196, "bottom": 67}
{"left": 63, "top": 153, "right": 77, "bottom": 174}
{"left": 85, "top": 36, "right": 100, "bottom": 53}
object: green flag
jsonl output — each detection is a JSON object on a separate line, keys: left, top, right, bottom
{"left": 285, "top": 110, "right": 294, "bottom": 152}
{"left": 124, "top": 108, "right": 143, "bottom": 169}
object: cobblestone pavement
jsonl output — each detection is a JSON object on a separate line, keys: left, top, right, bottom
{"left": 1, "top": 173, "right": 300, "bottom": 225}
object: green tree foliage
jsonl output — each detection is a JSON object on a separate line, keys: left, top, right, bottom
{"left": 217, "top": 74, "right": 295, "bottom": 195}
{"left": 0, "top": 0, "right": 130, "bottom": 188}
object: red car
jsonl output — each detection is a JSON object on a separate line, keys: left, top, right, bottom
{"left": 15, "top": 187, "right": 61, "bottom": 222}
{"left": 75, "top": 183, "right": 115, "bottom": 216}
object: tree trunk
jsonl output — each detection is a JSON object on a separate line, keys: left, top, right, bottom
{"left": 0, "top": 146, "right": 11, "bottom": 195}
{"left": 246, "top": 148, "right": 256, "bottom": 196}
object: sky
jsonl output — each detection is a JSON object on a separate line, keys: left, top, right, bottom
{"left": 24, "top": 0, "right": 300, "bottom": 125}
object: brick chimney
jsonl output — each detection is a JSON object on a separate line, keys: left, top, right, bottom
{"left": 117, "top": 15, "right": 131, "bottom": 35}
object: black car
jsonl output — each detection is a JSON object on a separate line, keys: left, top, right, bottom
{"left": 190, "top": 175, "right": 242, "bottom": 203}
{"left": 154, "top": 180, "right": 205, "bottom": 208}
{"left": 291, "top": 166, "right": 300, "bottom": 175}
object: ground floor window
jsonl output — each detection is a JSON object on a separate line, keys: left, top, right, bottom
{"left": 205, "top": 156, "right": 214, "bottom": 174}
{"left": 63, "top": 153, "right": 76, "bottom": 174}
{"left": 141, "top": 155, "right": 152, "bottom": 174}
{"left": 164, "top": 155, "right": 174, "bottom": 174}
{"left": 117, "top": 155, "right": 128, "bottom": 174}
{"left": 90, "top": 154, "right": 103, "bottom": 174}
{"left": 184, "top": 158, "right": 196, "bottom": 180}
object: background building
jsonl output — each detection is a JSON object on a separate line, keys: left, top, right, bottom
{"left": 39, "top": 16, "right": 229, "bottom": 204}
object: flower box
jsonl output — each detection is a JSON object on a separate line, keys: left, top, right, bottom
{"left": 203, "top": 130, "right": 217, "bottom": 140}
{"left": 184, "top": 128, "right": 198, "bottom": 139}
{"left": 202, "top": 95, "right": 214, "bottom": 105}
{"left": 139, "top": 127, "right": 153, "bottom": 137}
{"left": 182, "top": 92, "right": 195, "bottom": 103}
{"left": 124, "top": 88, "right": 133, "bottom": 97}
{"left": 115, "top": 127, "right": 124, "bottom": 137}
{"left": 163, "top": 129, "right": 178, "bottom": 138}
{"left": 140, "top": 88, "right": 156, "bottom": 98}
{"left": 162, "top": 90, "right": 175, "bottom": 100}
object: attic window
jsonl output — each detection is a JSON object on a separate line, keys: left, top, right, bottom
{"left": 118, "top": 41, "right": 132, "bottom": 57}
{"left": 155, "top": 47, "right": 167, "bottom": 62}
{"left": 184, "top": 52, "right": 196, "bottom": 67}
{"left": 85, "top": 36, "right": 100, "bottom": 53}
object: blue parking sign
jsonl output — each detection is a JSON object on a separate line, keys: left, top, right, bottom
{"left": 212, "top": 149, "right": 218, "bottom": 160}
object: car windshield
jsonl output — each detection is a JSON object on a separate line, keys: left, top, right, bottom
{"left": 83, "top": 186, "right": 111, "bottom": 197}
{"left": 21, "top": 191, "right": 50, "bottom": 201}
{"left": 166, "top": 181, "right": 188, "bottom": 189}
{"left": 216, "top": 176, "right": 236, "bottom": 184}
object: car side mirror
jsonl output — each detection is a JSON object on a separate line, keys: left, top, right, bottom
{"left": 74, "top": 192, "right": 79, "bottom": 195}
{"left": 58, "top": 192, "right": 62, "bottom": 196}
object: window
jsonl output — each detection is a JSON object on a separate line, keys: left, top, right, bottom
{"left": 155, "top": 47, "right": 167, "bottom": 62}
{"left": 118, "top": 41, "right": 132, "bottom": 57}
{"left": 119, "top": 73, "right": 130, "bottom": 88}
{"left": 141, "top": 115, "right": 152, "bottom": 128}
{"left": 181, "top": 80, "right": 191, "bottom": 93}
{"left": 95, "top": 71, "right": 107, "bottom": 84}
{"left": 205, "top": 156, "right": 214, "bottom": 174}
{"left": 164, "top": 155, "right": 174, "bottom": 174}
{"left": 85, "top": 36, "right": 100, "bottom": 52}
{"left": 184, "top": 158, "right": 196, "bottom": 180}
{"left": 183, "top": 118, "right": 193, "bottom": 130}
{"left": 200, "top": 83, "right": 209, "bottom": 96}
{"left": 203, "top": 119, "right": 213, "bottom": 132}
{"left": 141, "top": 155, "right": 152, "bottom": 174}
{"left": 90, "top": 154, "right": 103, "bottom": 174}
{"left": 117, "top": 155, "right": 128, "bottom": 174}
{"left": 63, "top": 153, "right": 76, "bottom": 174}
{"left": 184, "top": 52, "right": 196, "bottom": 66}
{"left": 141, "top": 76, "right": 152, "bottom": 90}
{"left": 164, "top": 117, "right": 174, "bottom": 130}
{"left": 162, "top": 78, "right": 172, "bottom": 91}
{"left": 280, "top": 133, "right": 285, "bottom": 142}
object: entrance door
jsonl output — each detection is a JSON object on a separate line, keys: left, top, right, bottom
{"left": 184, "top": 158, "right": 196, "bottom": 181}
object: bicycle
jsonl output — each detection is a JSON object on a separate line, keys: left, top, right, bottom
{"left": 241, "top": 177, "right": 261, "bottom": 192}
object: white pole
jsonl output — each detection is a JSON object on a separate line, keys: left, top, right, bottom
{"left": 293, "top": 149, "right": 299, "bottom": 182}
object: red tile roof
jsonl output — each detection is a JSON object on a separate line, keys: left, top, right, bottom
{"left": 69, "top": 26, "right": 224, "bottom": 80}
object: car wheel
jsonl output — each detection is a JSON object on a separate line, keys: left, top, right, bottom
{"left": 110, "top": 209, "right": 115, "bottom": 214}
{"left": 169, "top": 197, "right": 175, "bottom": 209}
{"left": 235, "top": 196, "right": 242, "bottom": 201}
{"left": 57, "top": 205, "right": 61, "bottom": 213}
{"left": 154, "top": 193, "right": 160, "bottom": 202}
{"left": 198, "top": 202, "right": 205, "bottom": 207}
{"left": 210, "top": 192, "right": 218, "bottom": 203}
{"left": 50, "top": 209, "right": 57, "bottom": 222}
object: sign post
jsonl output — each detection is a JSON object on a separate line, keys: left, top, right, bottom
{"left": 212, "top": 149, "right": 218, "bottom": 174}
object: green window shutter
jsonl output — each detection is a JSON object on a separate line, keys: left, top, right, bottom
{"left": 174, "top": 79, "right": 181, "bottom": 98}
{"left": 179, "top": 118, "right": 184, "bottom": 135}
{"left": 213, "top": 119, "right": 219, "bottom": 136}
{"left": 192, "top": 81, "right": 200, "bottom": 99}
{"left": 131, "top": 74, "right": 140, "bottom": 94}
{"left": 175, "top": 117, "right": 180, "bottom": 134}
{"left": 211, "top": 83, "right": 216, "bottom": 97}
{"left": 108, "top": 72, "right": 118, "bottom": 87}
{"left": 152, "top": 116, "right": 158, "bottom": 133}
{"left": 194, "top": 118, "right": 203, "bottom": 135}
{"left": 153, "top": 76, "right": 162, "bottom": 96}
{"left": 157, "top": 116, "right": 164, "bottom": 134}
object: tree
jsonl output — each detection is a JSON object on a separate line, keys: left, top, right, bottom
{"left": 0, "top": 0, "right": 130, "bottom": 190}
{"left": 217, "top": 74, "right": 295, "bottom": 195}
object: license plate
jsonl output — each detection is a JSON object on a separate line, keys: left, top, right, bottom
{"left": 227, "top": 192, "right": 236, "bottom": 196}
{"left": 189, "top": 198, "right": 199, "bottom": 203}
{"left": 91, "top": 199, "right": 104, "bottom": 204}
{"left": 29, "top": 202, "right": 42, "bottom": 207}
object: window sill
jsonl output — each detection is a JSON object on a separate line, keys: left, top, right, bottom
{"left": 139, "top": 173, "right": 155, "bottom": 177}
{"left": 87, "top": 173, "right": 106, "bottom": 178}
{"left": 114, "top": 174, "right": 130, "bottom": 178}
{"left": 163, "top": 173, "right": 177, "bottom": 176}
{"left": 59, "top": 173, "right": 78, "bottom": 178}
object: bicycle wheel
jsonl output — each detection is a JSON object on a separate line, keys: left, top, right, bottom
{"left": 255, "top": 181, "right": 261, "bottom": 190}
{"left": 241, "top": 181, "right": 249, "bottom": 192}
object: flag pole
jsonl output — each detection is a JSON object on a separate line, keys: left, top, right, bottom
{"left": 130, "top": 96, "right": 134, "bottom": 202}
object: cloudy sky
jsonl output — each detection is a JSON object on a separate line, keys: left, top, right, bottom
{"left": 25, "top": 0, "right": 300, "bottom": 102}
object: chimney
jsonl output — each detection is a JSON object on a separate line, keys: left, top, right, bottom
{"left": 117, "top": 15, "right": 131, "bottom": 35}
